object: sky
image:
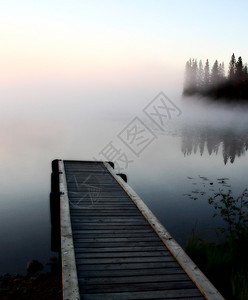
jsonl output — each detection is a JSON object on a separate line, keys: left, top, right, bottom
{"left": 0, "top": 0, "right": 248, "bottom": 148}
{"left": 1, "top": 0, "right": 248, "bottom": 91}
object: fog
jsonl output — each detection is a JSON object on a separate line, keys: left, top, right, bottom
{"left": 1, "top": 86, "right": 247, "bottom": 194}
{"left": 1, "top": 72, "right": 248, "bottom": 274}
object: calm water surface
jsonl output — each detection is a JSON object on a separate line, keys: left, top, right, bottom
{"left": 0, "top": 96, "right": 248, "bottom": 275}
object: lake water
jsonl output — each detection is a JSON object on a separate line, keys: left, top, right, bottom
{"left": 0, "top": 93, "right": 248, "bottom": 275}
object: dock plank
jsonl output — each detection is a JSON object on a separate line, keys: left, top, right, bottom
{"left": 74, "top": 246, "right": 167, "bottom": 253}
{"left": 77, "top": 267, "right": 185, "bottom": 278}
{"left": 58, "top": 160, "right": 224, "bottom": 300}
{"left": 75, "top": 251, "right": 171, "bottom": 258}
{"left": 78, "top": 273, "right": 190, "bottom": 284}
{"left": 82, "top": 289, "right": 203, "bottom": 300}
{"left": 74, "top": 241, "right": 166, "bottom": 248}
{"left": 76, "top": 256, "right": 175, "bottom": 264}
{"left": 76, "top": 261, "right": 181, "bottom": 271}
{"left": 80, "top": 281, "right": 197, "bottom": 293}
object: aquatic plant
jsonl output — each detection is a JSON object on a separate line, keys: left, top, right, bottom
{"left": 208, "top": 189, "right": 248, "bottom": 240}
{"left": 185, "top": 189, "right": 248, "bottom": 299}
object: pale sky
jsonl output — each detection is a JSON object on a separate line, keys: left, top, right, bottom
{"left": 1, "top": 0, "right": 248, "bottom": 86}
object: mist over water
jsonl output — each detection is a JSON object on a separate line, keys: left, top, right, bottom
{"left": 0, "top": 90, "right": 248, "bottom": 275}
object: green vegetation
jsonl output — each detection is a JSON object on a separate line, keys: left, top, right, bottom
{"left": 209, "top": 189, "right": 248, "bottom": 240}
{"left": 185, "top": 189, "right": 248, "bottom": 300}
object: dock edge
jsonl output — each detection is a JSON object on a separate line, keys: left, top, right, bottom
{"left": 104, "top": 162, "right": 225, "bottom": 300}
{"left": 59, "top": 160, "right": 80, "bottom": 300}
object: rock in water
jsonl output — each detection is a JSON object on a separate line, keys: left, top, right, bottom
{"left": 50, "top": 256, "right": 58, "bottom": 262}
{"left": 27, "top": 260, "right": 44, "bottom": 273}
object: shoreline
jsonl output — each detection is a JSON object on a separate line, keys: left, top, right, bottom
{"left": 0, "top": 272, "right": 62, "bottom": 300}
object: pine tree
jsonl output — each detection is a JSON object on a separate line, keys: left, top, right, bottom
{"left": 244, "top": 64, "right": 248, "bottom": 82}
{"left": 183, "top": 58, "right": 199, "bottom": 94}
{"left": 192, "top": 59, "right": 198, "bottom": 90}
{"left": 211, "top": 60, "right": 219, "bottom": 85}
{"left": 236, "top": 56, "right": 243, "bottom": 82}
{"left": 204, "top": 59, "right": 210, "bottom": 88}
{"left": 183, "top": 59, "right": 193, "bottom": 93}
{"left": 198, "top": 60, "right": 204, "bottom": 90}
{"left": 218, "top": 62, "right": 225, "bottom": 81}
{"left": 229, "top": 53, "right": 236, "bottom": 81}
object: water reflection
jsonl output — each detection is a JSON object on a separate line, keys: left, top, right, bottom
{"left": 181, "top": 126, "right": 248, "bottom": 164}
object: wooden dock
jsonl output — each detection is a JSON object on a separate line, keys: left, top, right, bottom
{"left": 52, "top": 160, "right": 224, "bottom": 300}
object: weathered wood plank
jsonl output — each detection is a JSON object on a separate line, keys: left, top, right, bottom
{"left": 68, "top": 189, "right": 127, "bottom": 193}
{"left": 73, "top": 237, "right": 161, "bottom": 243}
{"left": 73, "top": 229, "right": 156, "bottom": 234}
{"left": 71, "top": 214, "right": 142, "bottom": 217}
{"left": 73, "top": 230, "right": 154, "bottom": 238}
{"left": 73, "top": 233, "right": 159, "bottom": 239}
{"left": 76, "top": 256, "right": 175, "bottom": 265}
{"left": 68, "top": 197, "right": 130, "bottom": 201}
{"left": 76, "top": 261, "right": 180, "bottom": 270}
{"left": 65, "top": 171, "right": 107, "bottom": 175}
{"left": 77, "top": 267, "right": 185, "bottom": 278}
{"left": 70, "top": 217, "right": 148, "bottom": 223}
{"left": 68, "top": 190, "right": 125, "bottom": 194}
{"left": 67, "top": 195, "right": 130, "bottom": 198}
{"left": 68, "top": 193, "right": 129, "bottom": 198}
{"left": 71, "top": 224, "right": 151, "bottom": 230}
{"left": 80, "top": 281, "right": 196, "bottom": 293}
{"left": 59, "top": 161, "right": 80, "bottom": 300}
{"left": 70, "top": 204, "right": 133, "bottom": 208}
{"left": 70, "top": 205, "right": 132, "bottom": 209}
{"left": 70, "top": 206, "right": 138, "bottom": 210}
{"left": 70, "top": 206, "right": 136, "bottom": 211}
{"left": 82, "top": 289, "right": 203, "bottom": 299}
{"left": 75, "top": 246, "right": 167, "bottom": 253}
{"left": 71, "top": 229, "right": 154, "bottom": 234}
{"left": 70, "top": 211, "right": 141, "bottom": 216}
{"left": 70, "top": 206, "right": 136, "bottom": 209}
{"left": 70, "top": 204, "right": 134, "bottom": 207}
{"left": 71, "top": 222, "right": 148, "bottom": 226}
{"left": 75, "top": 250, "right": 170, "bottom": 258}
{"left": 68, "top": 198, "right": 133, "bottom": 202}
{"left": 74, "top": 241, "right": 165, "bottom": 248}
{"left": 69, "top": 202, "right": 132, "bottom": 205}
{"left": 68, "top": 184, "right": 122, "bottom": 188}
{"left": 65, "top": 166, "right": 105, "bottom": 169}
{"left": 78, "top": 273, "right": 189, "bottom": 284}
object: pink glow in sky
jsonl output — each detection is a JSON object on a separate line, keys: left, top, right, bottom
{"left": 1, "top": 1, "right": 248, "bottom": 115}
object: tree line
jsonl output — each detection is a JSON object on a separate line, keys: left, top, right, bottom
{"left": 183, "top": 54, "right": 248, "bottom": 101}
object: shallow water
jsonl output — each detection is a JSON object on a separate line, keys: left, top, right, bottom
{"left": 0, "top": 94, "right": 247, "bottom": 275}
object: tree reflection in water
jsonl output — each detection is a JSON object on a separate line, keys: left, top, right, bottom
{"left": 181, "top": 126, "right": 248, "bottom": 164}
